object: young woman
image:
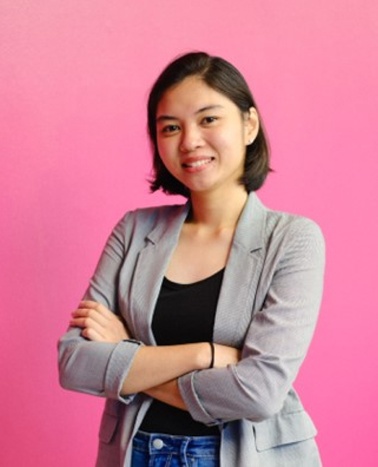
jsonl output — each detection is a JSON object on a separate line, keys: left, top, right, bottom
{"left": 59, "top": 52, "right": 325, "bottom": 466}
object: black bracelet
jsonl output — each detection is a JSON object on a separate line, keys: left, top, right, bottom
{"left": 209, "top": 342, "right": 215, "bottom": 369}
{"left": 123, "top": 338, "right": 142, "bottom": 346}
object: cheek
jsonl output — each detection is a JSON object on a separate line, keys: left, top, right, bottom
{"left": 156, "top": 138, "right": 170, "bottom": 159}
{"left": 156, "top": 140, "right": 177, "bottom": 169}
{"left": 213, "top": 128, "right": 245, "bottom": 153}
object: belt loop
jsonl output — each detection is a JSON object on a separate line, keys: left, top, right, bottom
{"left": 180, "top": 437, "right": 191, "bottom": 466}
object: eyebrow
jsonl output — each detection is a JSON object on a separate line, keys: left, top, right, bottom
{"left": 156, "top": 105, "right": 224, "bottom": 123}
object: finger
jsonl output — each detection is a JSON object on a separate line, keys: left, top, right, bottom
{"left": 79, "top": 301, "right": 110, "bottom": 314}
{"left": 72, "top": 308, "right": 109, "bottom": 326}
{"left": 70, "top": 316, "right": 88, "bottom": 328}
{"left": 70, "top": 316, "right": 107, "bottom": 339}
{"left": 79, "top": 301, "right": 116, "bottom": 321}
{"left": 71, "top": 308, "right": 129, "bottom": 336}
{"left": 79, "top": 300, "right": 102, "bottom": 309}
{"left": 81, "top": 326, "right": 106, "bottom": 342}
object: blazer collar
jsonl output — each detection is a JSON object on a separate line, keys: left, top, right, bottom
{"left": 232, "top": 192, "right": 266, "bottom": 252}
{"left": 146, "top": 202, "right": 190, "bottom": 247}
{"left": 145, "top": 192, "right": 266, "bottom": 252}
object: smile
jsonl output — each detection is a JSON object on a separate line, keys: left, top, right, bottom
{"left": 182, "top": 157, "right": 214, "bottom": 169}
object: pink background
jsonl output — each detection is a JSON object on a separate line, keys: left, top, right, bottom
{"left": 1, "top": 1, "right": 377, "bottom": 465}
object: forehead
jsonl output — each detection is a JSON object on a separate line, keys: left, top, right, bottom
{"left": 157, "top": 76, "right": 236, "bottom": 116}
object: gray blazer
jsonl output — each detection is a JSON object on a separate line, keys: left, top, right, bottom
{"left": 58, "top": 193, "right": 325, "bottom": 466}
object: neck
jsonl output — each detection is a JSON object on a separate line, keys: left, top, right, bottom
{"left": 188, "top": 187, "right": 248, "bottom": 230}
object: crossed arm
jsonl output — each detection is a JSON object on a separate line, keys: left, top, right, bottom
{"left": 70, "top": 300, "right": 240, "bottom": 410}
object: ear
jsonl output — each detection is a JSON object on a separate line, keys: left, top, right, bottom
{"left": 244, "top": 107, "right": 259, "bottom": 145}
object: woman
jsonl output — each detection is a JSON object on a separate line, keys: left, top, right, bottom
{"left": 59, "top": 52, "right": 325, "bottom": 466}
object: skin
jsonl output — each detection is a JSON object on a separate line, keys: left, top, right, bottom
{"left": 70, "top": 76, "right": 259, "bottom": 410}
{"left": 156, "top": 76, "right": 258, "bottom": 202}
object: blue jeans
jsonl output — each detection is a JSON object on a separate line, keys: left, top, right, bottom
{"left": 131, "top": 431, "right": 220, "bottom": 467}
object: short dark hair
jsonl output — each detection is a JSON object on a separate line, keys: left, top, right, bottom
{"left": 147, "top": 51, "right": 271, "bottom": 197}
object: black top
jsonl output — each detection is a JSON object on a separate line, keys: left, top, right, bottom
{"left": 139, "top": 268, "right": 224, "bottom": 435}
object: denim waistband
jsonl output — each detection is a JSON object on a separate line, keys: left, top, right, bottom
{"left": 133, "top": 430, "right": 220, "bottom": 456}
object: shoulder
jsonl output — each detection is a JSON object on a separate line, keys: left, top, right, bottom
{"left": 111, "top": 203, "right": 187, "bottom": 241}
{"left": 245, "top": 194, "right": 325, "bottom": 258}
{"left": 266, "top": 208, "right": 324, "bottom": 242}
{"left": 120, "top": 203, "right": 186, "bottom": 226}
{"left": 262, "top": 206, "right": 326, "bottom": 266}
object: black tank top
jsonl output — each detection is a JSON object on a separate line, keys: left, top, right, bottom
{"left": 140, "top": 268, "right": 224, "bottom": 435}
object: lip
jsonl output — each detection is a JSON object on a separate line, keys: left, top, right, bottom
{"left": 181, "top": 156, "right": 215, "bottom": 172}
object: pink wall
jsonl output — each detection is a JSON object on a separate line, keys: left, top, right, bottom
{"left": 1, "top": 1, "right": 377, "bottom": 465}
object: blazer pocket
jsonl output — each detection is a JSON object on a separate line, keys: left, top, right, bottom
{"left": 253, "top": 410, "right": 317, "bottom": 452}
{"left": 98, "top": 405, "right": 120, "bottom": 444}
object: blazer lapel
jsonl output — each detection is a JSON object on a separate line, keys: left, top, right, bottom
{"left": 214, "top": 193, "right": 266, "bottom": 347}
{"left": 129, "top": 203, "right": 190, "bottom": 345}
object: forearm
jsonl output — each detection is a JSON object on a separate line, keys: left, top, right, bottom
{"left": 66, "top": 298, "right": 240, "bottom": 402}
{"left": 144, "top": 379, "right": 187, "bottom": 411}
{"left": 121, "top": 343, "right": 211, "bottom": 395}
{"left": 130, "top": 342, "right": 240, "bottom": 408}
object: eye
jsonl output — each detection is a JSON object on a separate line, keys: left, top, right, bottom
{"left": 160, "top": 124, "right": 180, "bottom": 134}
{"left": 201, "top": 116, "right": 218, "bottom": 125}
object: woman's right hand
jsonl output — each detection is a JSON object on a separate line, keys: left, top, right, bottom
{"left": 70, "top": 300, "right": 130, "bottom": 343}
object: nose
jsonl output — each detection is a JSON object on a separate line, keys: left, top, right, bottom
{"left": 179, "top": 124, "right": 203, "bottom": 153}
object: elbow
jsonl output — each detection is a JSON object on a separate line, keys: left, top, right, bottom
{"left": 58, "top": 349, "right": 75, "bottom": 391}
{"left": 243, "top": 378, "right": 289, "bottom": 422}
{"left": 210, "top": 386, "right": 286, "bottom": 423}
{"left": 57, "top": 335, "right": 84, "bottom": 392}
{"left": 58, "top": 347, "right": 76, "bottom": 391}
{"left": 244, "top": 397, "right": 284, "bottom": 422}
{"left": 231, "top": 372, "right": 287, "bottom": 422}
{"left": 57, "top": 349, "right": 95, "bottom": 395}
{"left": 59, "top": 371, "right": 72, "bottom": 391}
{"left": 232, "top": 361, "right": 291, "bottom": 422}
{"left": 208, "top": 392, "right": 284, "bottom": 424}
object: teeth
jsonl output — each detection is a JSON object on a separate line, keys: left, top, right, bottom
{"left": 184, "top": 159, "right": 212, "bottom": 168}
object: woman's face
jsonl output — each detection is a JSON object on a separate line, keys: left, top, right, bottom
{"left": 155, "top": 76, "right": 259, "bottom": 197}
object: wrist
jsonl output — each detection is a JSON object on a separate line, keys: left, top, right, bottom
{"left": 208, "top": 342, "right": 215, "bottom": 368}
{"left": 196, "top": 342, "right": 214, "bottom": 370}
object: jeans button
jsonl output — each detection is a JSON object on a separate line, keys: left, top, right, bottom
{"left": 152, "top": 438, "right": 164, "bottom": 450}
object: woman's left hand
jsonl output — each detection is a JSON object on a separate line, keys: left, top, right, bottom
{"left": 70, "top": 300, "right": 130, "bottom": 343}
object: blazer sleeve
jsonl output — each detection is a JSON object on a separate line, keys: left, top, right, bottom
{"left": 58, "top": 212, "right": 141, "bottom": 404}
{"left": 178, "top": 218, "right": 325, "bottom": 425}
